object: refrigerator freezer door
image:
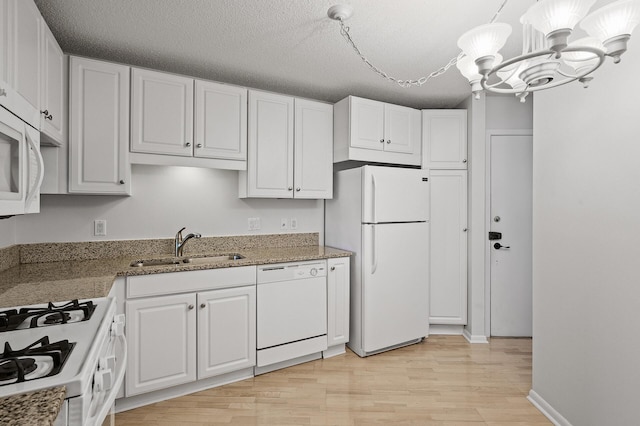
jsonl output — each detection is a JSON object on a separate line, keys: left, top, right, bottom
{"left": 362, "top": 166, "right": 429, "bottom": 223}
{"left": 362, "top": 222, "right": 429, "bottom": 353}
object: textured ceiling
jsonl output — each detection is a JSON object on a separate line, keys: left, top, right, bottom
{"left": 34, "top": 0, "right": 554, "bottom": 108}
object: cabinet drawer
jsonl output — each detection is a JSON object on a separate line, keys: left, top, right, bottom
{"left": 127, "top": 266, "right": 256, "bottom": 298}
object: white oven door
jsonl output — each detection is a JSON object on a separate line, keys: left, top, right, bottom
{"left": 0, "top": 106, "right": 43, "bottom": 216}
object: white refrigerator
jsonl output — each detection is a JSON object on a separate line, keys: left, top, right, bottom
{"left": 326, "top": 165, "right": 430, "bottom": 357}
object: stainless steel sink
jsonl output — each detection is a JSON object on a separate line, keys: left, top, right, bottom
{"left": 130, "top": 254, "right": 244, "bottom": 268}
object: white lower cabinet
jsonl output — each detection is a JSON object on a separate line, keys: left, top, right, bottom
{"left": 124, "top": 267, "right": 257, "bottom": 397}
{"left": 327, "top": 257, "right": 350, "bottom": 347}
{"left": 197, "top": 286, "right": 256, "bottom": 379}
{"left": 125, "top": 293, "right": 197, "bottom": 396}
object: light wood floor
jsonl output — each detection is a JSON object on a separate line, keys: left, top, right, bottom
{"left": 115, "top": 336, "right": 550, "bottom": 425}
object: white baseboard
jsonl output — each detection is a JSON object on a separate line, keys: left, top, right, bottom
{"left": 527, "top": 389, "right": 573, "bottom": 426}
{"left": 429, "top": 324, "right": 464, "bottom": 335}
{"left": 462, "top": 328, "right": 489, "bottom": 344}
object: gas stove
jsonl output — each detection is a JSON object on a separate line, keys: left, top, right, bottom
{"left": 0, "top": 298, "right": 126, "bottom": 426}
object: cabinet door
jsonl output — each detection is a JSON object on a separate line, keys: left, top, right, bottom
{"left": 194, "top": 80, "right": 247, "bottom": 160}
{"left": 131, "top": 68, "right": 194, "bottom": 156}
{"left": 294, "top": 99, "right": 333, "bottom": 199}
{"left": 125, "top": 293, "right": 197, "bottom": 396}
{"left": 350, "top": 96, "right": 384, "bottom": 151}
{"left": 40, "top": 21, "right": 65, "bottom": 145}
{"left": 197, "top": 286, "right": 256, "bottom": 379}
{"left": 327, "top": 257, "right": 350, "bottom": 347}
{"left": 429, "top": 169, "right": 468, "bottom": 325}
{"left": 0, "top": 0, "right": 9, "bottom": 83}
{"left": 384, "top": 104, "right": 418, "bottom": 154}
{"left": 246, "top": 90, "right": 293, "bottom": 198}
{"left": 422, "top": 110, "right": 468, "bottom": 169}
{"left": 69, "top": 57, "right": 131, "bottom": 194}
{"left": 9, "top": 0, "right": 41, "bottom": 109}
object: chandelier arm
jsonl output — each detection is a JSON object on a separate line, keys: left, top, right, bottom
{"left": 481, "top": 46, "right": 606, "bottom": 94}
{"left": 333, "top": 0, "right": 510, "bottom": 88}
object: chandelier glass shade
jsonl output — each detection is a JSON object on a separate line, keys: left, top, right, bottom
{"left": 458, "top": 0, "right": 640, "bottom": 100}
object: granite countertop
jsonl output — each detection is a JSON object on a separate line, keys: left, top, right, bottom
{"left": 0, "top": 245, "right": 351, "bottom": 308}
{"left": 0, "top": 386, "right": 66, "bottom": 426}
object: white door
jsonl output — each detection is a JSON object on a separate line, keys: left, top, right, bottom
{"left": 197, "top": 286, "right": 256, "bottom": 379}
{"left": 40, "top": 22, "right": 65, "bottom": 145}
{"left": 422, "top": 110, "right": 468, "bottom": 169}
{"left": 350, "top": 96, "right": 384, "bottom": 151}
{"left": 294, "top": 98, "right": 333, "bottom": 199}
{"left": 362, "top": 166, "right": 430, "bottom": 223}
{"left": 327, "top": 257, "right": 350, "bottom": 347}
{"left": 247, "top": 90, "right": 294, "bottom": 198}
{"left": 362, "top": 222, "right": 429, "bottom": 353}
{"left": 429, "top": 169, "right": 468, "bottom": 325}
{"left": 125, "top": 293, "right": 197, "bottom": 396}
{"left": 194, "top": 80, "right": 247, "bottom": 160}
{"left": 383, "top": 104, "right": 416, "bottom": 154}
{"left": 490, "top": 133, "right": 533, "bottom": 337}
{"left": 131, "top": 68, "right": 194, "bottom": 156}
{"left": 10, "top": 0, "right": 41, "bottom": 110}
{"left": 69, "top": 57, "right": 130, "bottom": 194}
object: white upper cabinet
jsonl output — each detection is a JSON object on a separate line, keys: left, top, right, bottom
{"left": 8, "top": 0, "right": 41, "bottom": 110}
{"left": 194, "top": 80, "right": 247, "bottom": 161}
{"left": 40, "top": 21, "right": 65, "bottom": 145}
{"left": 422, "top": 110, "right": 468, "bottom": 169}
{"left": 334, "top": 96, "right": 421, "bottom": 166}
{"left": 242, "top": 90, "right": 294, "bottom": 198}
{"left": 0, "top": 0, "right": 9, "bottom": 83}
{"left": 69, "top": 56, "right": 131, "bottom": 195}
{"left": 294, "top": 98, "right": 333, "bottom": 199}
{"left": 131, "top": 68, "right": 194, "bottom": 156}
{"left": 239, "top": 91, "right": 333, "bottom": 199}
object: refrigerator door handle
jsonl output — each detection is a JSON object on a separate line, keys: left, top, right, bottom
{"left": 371, "top": 226, "right": 377, "bottom": 274}
{"left": 371, "top": 174, "right": 377, "bottom": 223}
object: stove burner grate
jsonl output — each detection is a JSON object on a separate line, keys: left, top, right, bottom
{"left": 0, "top": 337, "right": 74, "bottom": 386}
{"left": 0, "top": 299, "right": 96, "bottom": 332}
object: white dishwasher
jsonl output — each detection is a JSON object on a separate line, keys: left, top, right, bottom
{"left": 256, "top": 260, "right": 328, "bottom": 373}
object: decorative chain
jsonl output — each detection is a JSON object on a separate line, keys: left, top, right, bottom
{"left": 335, "top": 0, "right": 510, "bottom": 88}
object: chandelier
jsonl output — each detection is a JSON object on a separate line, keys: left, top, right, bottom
{"left": 328, "top": 0, "right": 640, "bottom": 102}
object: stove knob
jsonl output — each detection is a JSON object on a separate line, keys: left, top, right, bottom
{"left": 100, "top": 355, "right": 116, "bottom": 372}
{"left": 310, "top": 268, "right": 317, "bottom": 276}
{"left": 94, "top": 369, "right": 113, "bottom": 392}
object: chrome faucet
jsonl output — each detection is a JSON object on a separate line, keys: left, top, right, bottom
{"left": 174, "top": 227, "right": 201, "bottom": 257}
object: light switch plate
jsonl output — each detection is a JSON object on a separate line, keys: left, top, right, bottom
{"left": 290, "top": 217, "right": 298, "bottom": 230}
{"left": 280, "top": 218, "right": 288, "bottom": 230}
{"left": 94, "top": 220, "right": 107, "bottom": 236}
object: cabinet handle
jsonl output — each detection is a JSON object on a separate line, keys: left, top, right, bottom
{"left": 186, "top": 142, "right": 192, "bottom": 147}
{"left": 379, "top": 139, "right": 384, "bottom": 143}
{"left": 119, "top": 179, "right": 125, "bottom": 185}
{"left": 463, "top": 228, "right": 468, "bottom": 232}
{"left": 462, "top": 159, "right": 467, "bottom": 163}
{"left": 386, "top": 140, "right": 391, "bottom": 144}
{"left": 40, "top": 110, "right": 53, "bottom": 120}
{"left": 296, "top": 187, "right": 301, "bottom": 192}
{"left": 331, "top": 266, "right": 335, "bottom": 271}
{"left": 188, "top": 304, "right": 194, "bottom": 310}
{"left": 200, "top": 303, "right": 206, "bottom": 309}
{"left": 288, "top": 187, "right": 293, "bottom": 191}
{"left": 196, "top": 144, "right": 203, "bottom": 148}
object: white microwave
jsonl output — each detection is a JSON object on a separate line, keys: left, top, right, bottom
{"left": 0, "top": 80, "right": 43, "bottom": 217}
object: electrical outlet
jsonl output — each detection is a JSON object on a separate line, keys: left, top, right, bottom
{"left": 248, "top": 217, "right": 262, "bottom": 231}
{"left": 94, "top": 220, "right": 107, "bottom": 236}
{"left": 280, "top": 218, "right": 289, "bottom": 230}
{"left": 290, "top": 217, "right": 298, "bottom": 230}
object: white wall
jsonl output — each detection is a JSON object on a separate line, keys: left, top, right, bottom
{"left": 486, "top": 95, "right": 533, "bottom": 130}
{"left": 457, "top": 93, "right": 486, "bottom": 341}
{"left": 0, "top": 217, "right": 16, "bottom": 248}
{"left": 15, "top": 165, "right": 324, "bottom": 243}
{"left": 532, "top": 45, "right": 640, "bottom": 425}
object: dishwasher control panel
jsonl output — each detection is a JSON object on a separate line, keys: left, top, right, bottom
{"left": 257, "top": 261, "right": 327, "bottom": 283}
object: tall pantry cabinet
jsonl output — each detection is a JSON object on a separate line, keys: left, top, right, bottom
{"left": 422, "top": 110, "right": 468, "bottom": 326}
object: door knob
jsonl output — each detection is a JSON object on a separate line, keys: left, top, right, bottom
{"left": 493, "top": 216, "right": 501, "bottom": 222}
{"left": 494, "top": 243, "right": 511, "bottom": 249}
